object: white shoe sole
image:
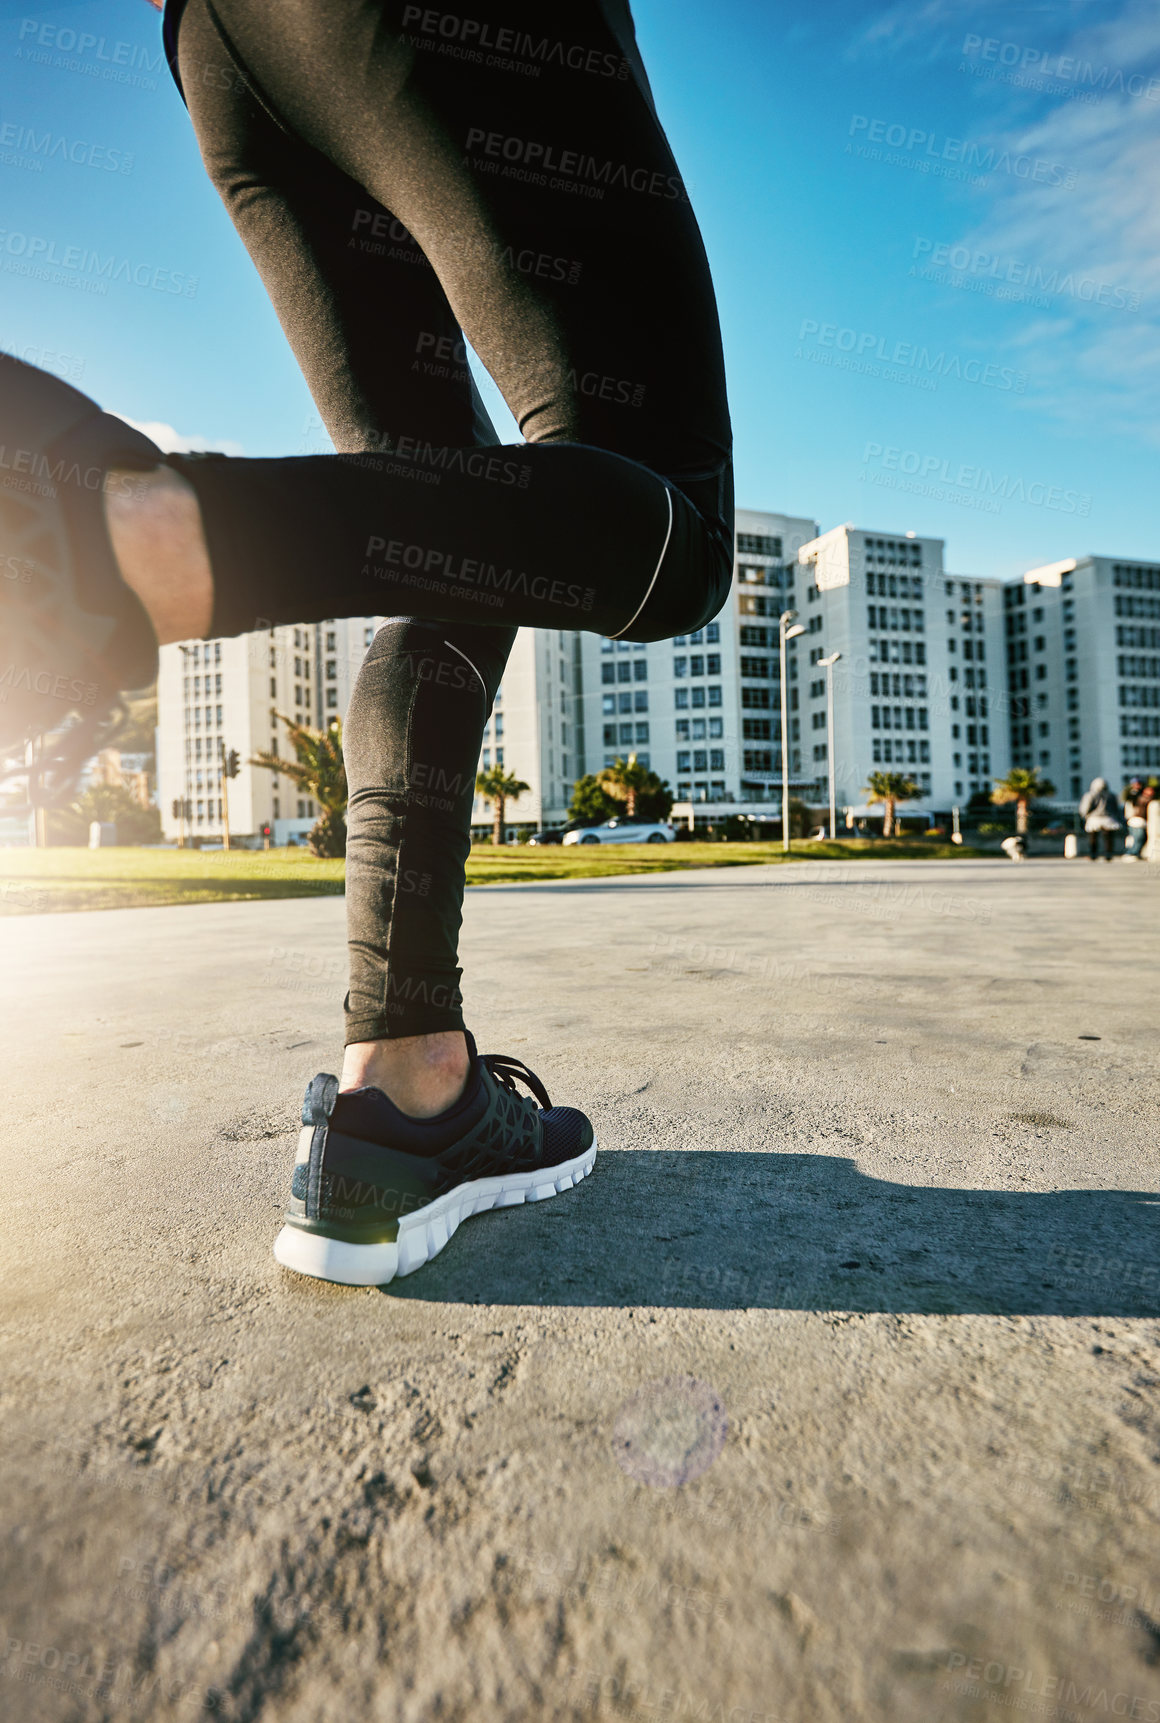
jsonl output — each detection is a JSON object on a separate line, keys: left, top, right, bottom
{"left": 272, "top": 1139, "right": 597, "bottom": 1286}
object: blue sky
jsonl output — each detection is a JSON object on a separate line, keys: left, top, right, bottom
{"left": 1, "top": 0, "right": 1155, "bottom": 580}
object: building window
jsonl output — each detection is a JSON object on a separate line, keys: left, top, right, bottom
{"left": 673, "top": 657, "right": 687, "bottom": 677}
{"left": 634, "top": 690, "right": 649, "bottom": 712}
{"left": 602, "top": 663, "right": 615, "bottom": 684}
{"left": 706, "top": 622, "right": 720, "bottom": 643}
{"left": 633, "top": 660, "right": 648, "bottom": 682}
{"left": 326, "top": 688, "right": 338, "bottom": 709}
{"left": 602, "top": 694, "right": 616, "bottom": 714}
{"left": 708, "top": 686, "right": 722, "bottom": 707}
{"left": 677, "top": 751, "right": 691, "bottom": 772}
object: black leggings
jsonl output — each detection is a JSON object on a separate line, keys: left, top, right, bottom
{"left": 169, "top": 0, "right": 732, "bottom": 1039}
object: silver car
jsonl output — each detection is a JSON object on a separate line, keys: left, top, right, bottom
{"left": 563, "top": 818, "right": 676, "bottom": 846}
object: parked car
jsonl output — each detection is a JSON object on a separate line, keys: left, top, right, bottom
{"left": 528, "top": 820, "right": 594, "bottom": 845}
{"left": 563, "top": 819, "right": 675, "bottom": 846}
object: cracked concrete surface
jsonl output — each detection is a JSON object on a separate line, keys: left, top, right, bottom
{"left": 1, "top": 857, "right": 1158, "bottom": 1722}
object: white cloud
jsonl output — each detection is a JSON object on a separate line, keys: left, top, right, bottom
{"left": 114, "top": 416, "right": 245, "bottom": 457}
{"left": 852, "top": 1, "right": 1160, "bottom": 440}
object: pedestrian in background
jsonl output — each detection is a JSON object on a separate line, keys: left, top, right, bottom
{"left": 1122, "top": 779, "right": 1148, "bottom": 861}
{"left": 1079, "top": 777, "right": 1121, "bottom": 862}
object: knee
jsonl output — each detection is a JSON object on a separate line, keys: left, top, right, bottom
{"left": 618, "top": 526, "right": 732, "bottom": 643}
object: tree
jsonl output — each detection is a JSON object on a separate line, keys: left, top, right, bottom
{"left": 250, "top": 713, "right": 347, "bottom": 857}
{"left": 634, "top": 771, "right": 674, "bottom": 823}
{"left": 597, "top": 754, "right": 673, "bottom": 822}
{"left": 569, "top": 775, "right": 620, "bottom": 824}
{"left": 862, "top": 770, "right": 922, "bottom": 838}
{"left": 598, "top": 754, "right": 650, "bottom": 818}
{"left": 46, "top": 782, "right": 162, "bottom": 846}
{"left": 992, "top": 766, "right": 1055, "bottom": 835}
{"left": 475, "top": 765, "right": 530, "bottom": 845}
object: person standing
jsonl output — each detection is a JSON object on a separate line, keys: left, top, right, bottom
{"left": 1122, "top": 779, "right": 1147, "bottom": 861}
{"left": 1079, "top": 778, "right": 1121, "bottom": 862}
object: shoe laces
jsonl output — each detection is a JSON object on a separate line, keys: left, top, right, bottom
{"left": 480, "top": 1053, "right": 552, "bottom": 1112}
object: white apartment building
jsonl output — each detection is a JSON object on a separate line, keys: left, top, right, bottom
{"left": 797, "top": 524, "right": 1010, "bottom": 814}
{"left": 575, "top": 508, "right": 820, "bottom": 813}
{"left": 155, "top": 538, "right": 1158, "bottom": 849}
{"left": 157, "top": 612, "right": 573, "bottom": 844}
{"left": 1007, "top": 554, "right": 1160, "bottom": 802}
{"left": 469, "top": 626, "right": 581, "bottom": 835}
{"left": 157, "top": 616, "right": 384, "bottom": 844}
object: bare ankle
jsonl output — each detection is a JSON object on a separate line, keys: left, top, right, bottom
{"left": 340, "top": 1031, "right": 470, "bottom": 1119}
{"left": 105, "top": 465, "right": 214, "bottom": 644}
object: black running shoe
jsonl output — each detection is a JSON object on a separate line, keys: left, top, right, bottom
{"left": 273, "top": 1037, "right": 596, "bottom": 1285}
{"left": 0, "top": 353, "right": 162, "bottom": 798}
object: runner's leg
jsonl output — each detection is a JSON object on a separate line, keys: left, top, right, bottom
{"left": 177, "top": 0, "right": 516, "bottom": 1061}
{"left": 168, "top": 0, "right": 733, "bottom": 645}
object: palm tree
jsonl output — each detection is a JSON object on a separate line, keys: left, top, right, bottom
{"left": 992, "top": 766, "right": 1055, "bottom": 835}
{"left": 863, "top": 769, "right": 922, "bottom": 838}
{"left": 250, "top": 713, "right": 347, "bottom": 857}
{"left": 475, "top": 765, "right": 530, "bottom": 845}
{"left": 598, "top": 753, "right": 653, "bottom": 819}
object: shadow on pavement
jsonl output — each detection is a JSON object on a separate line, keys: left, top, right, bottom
{"left": 380, "top": 1150, "right": 1159, "bottom": 1316}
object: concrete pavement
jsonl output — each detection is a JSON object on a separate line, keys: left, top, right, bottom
{"left": 1, "top": 857, "right": 1159, "bottom": 1722}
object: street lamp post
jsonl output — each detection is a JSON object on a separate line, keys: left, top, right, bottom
{"left": 818, "top": 651, "right": 842, "bottom": 840}
{"left": 779, "top": 610, "right": 806, "bottom": 853}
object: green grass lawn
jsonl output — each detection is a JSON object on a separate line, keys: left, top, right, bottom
{"left": 0, "top": 838, "right": 986, "bottom": 915}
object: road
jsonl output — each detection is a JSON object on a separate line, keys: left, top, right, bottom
{"left": 2, "top": 857, "right": 1159, "bottom": 1723}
